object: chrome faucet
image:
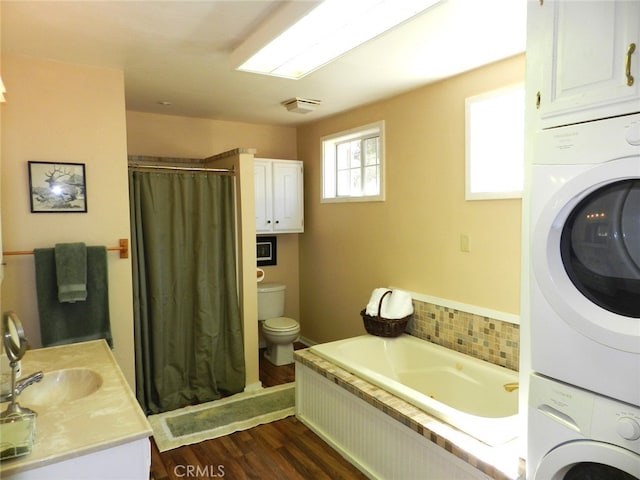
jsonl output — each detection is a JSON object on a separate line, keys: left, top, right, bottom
{"left": 1, "top": 371, "right": 43, "bottom": 418}
{"left": 15, "top": 372, "right": 44, "bottom": 397}
{"left": 1, "top": 371, "right": 44, "bottom": 403}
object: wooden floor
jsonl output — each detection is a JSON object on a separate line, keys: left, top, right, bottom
{"left": 149, "top": 345, "right": 368, "bottom": 480}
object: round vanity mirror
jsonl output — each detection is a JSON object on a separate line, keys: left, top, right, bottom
{"left": 2, "top": 311, "right": 27, "bottom": 363}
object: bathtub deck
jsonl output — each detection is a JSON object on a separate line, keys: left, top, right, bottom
{"left": 295, "top": 348, "right": 525, "bottom": 480}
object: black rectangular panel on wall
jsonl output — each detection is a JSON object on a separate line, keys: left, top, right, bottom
{"left": 257, "top": 236, "right": 277, "bottom": 266}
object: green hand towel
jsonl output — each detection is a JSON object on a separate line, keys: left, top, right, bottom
{"left": 55, "top": 242, "right": 87, "bottom": 303}
{"left": 34, "top": 246, "right": 112, "bottom": 348}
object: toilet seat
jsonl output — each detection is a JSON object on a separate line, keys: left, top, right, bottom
{"left": 261, "top": 317, "right": 299, "bottom": 366}
{"left": 263, "top": 317, "right": 299, "bottom": 332}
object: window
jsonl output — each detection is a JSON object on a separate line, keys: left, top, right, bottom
{"left": 465, "top": 84, "right": 524, "bottom": 200}
{"left": 322, "top": 121, "right": 385, "bottom": 202}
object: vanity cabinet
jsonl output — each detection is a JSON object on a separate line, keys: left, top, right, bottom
{"left": 255, "top": 158, "right": 304, "bottom": 234}
{"left": 533, "top": 0, "right": 640, "bottom": 129}
{"left": 0, "top": 340, "right": 151, "bottom": 480}
{"left": 4, "top": 438, "right": 150, "bottom": 480}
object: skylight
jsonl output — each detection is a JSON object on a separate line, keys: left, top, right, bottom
{"left": 233, "top": 0, "right": 443, "bottom": 80}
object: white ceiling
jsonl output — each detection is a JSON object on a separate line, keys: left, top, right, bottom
{"left": 1, "top": 0, "right": 527, "bottom": 127}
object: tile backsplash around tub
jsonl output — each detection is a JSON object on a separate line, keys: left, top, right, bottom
{"left": 407, "top": 299, "right": 520, "bottom": 371}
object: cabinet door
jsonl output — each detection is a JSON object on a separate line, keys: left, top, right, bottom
{"left": 272, "top": 161, "right": 304, "bottom": 233}
{"left": 538, "top": 0, "right": 640, "bottom": 128}
{"left": 254, "top": 160, "right": 273, "bottom": 233}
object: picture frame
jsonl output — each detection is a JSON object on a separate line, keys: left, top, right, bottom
{"left": 28, "top": 161, "right": 87, "bottom": 213}
{"left": 257, "top": 236, "right": 277, "bottom": 266}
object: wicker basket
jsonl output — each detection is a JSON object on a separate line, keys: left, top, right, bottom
{"left": 360, "top": 290, "right": 412, "bottom": 338}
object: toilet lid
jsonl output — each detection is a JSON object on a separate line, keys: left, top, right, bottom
{"left": 264, "top": 317, "right": 298, "bottom": 331}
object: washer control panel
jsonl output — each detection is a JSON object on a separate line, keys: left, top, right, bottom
{"left": 592, "top": 396, "right": 640, "bottom": 450}
{"left": 531, "top": 374, "right": 640, "bottom": 451}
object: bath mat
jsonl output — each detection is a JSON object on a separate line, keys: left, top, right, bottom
{"left": 148, "top": 383, "right": 295, "bottom": 452}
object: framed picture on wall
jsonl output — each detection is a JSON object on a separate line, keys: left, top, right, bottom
{"left": 28, "top": 161, "right": 87, "bottom": 213}
{"left": 257, "top": 236, "right": 277, "bottom": 266}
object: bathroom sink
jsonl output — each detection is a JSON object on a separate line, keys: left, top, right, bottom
{"left": 19, "top": 368, "right": 103, "bottom": 408}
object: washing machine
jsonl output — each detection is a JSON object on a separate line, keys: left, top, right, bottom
{"left": 528, "top": 373, "right": 640, "bottom": 480}
{"left": 530, "top": 112, "right": 640, "bottom": 406}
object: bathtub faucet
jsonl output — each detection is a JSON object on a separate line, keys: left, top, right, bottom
{"left": 503, "top": 382, "right": 519, "bottom": 393}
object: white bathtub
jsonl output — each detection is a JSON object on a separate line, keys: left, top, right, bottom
{"left": 310, "top": 334, "right": 520, "bottom": 446}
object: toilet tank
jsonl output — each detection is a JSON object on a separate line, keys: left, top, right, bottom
{"left": 257, "top": 283, "right": 286, "bottom": 320}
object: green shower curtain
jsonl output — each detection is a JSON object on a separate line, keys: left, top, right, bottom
{"left": 129, "top": 170, "right": 245, "bottom": 414}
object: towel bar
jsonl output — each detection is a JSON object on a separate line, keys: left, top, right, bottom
{"left": 2, "top": 238, "right": 129, "bottom": 260}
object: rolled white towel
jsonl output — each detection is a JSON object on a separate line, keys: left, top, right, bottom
{"left": 365, "top": 288, "right": 390, "bottom": 316}
{"left": 381, "top": 289, "right": 414, "bottom": 319}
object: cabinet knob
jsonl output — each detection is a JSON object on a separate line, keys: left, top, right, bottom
{"left": 267, "top": 220, "right": 271, "bottom": 224}
{"left": 275, "top": 220, "right": 280, "bottom": 224}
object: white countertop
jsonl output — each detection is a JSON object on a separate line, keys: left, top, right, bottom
{"left": 0, "top": 340, "right": 151, "bottom": 476}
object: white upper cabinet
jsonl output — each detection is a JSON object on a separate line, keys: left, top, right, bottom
{"left": 254, "top": 158, "right": 304, "bottom": 234}
{"left": 254, "top": 160, "right": 273, "bottom": 233}
{"left": 535, "top": 0, "right": 640, "bottom": 129}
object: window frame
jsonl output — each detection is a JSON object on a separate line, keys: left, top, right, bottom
{"left": 321, "top": 121, "right": 385, "bottom": 203}
{"left": 465, "top": 83, "right": 525, "bottom": 201}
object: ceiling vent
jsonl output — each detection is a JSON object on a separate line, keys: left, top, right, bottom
{"left": 282, "top": 97, "right": 321, "bottom": 114}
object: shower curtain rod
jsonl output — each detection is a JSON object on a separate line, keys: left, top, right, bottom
{"left": 128, "top": 164, "right": 235, "bottom": 174}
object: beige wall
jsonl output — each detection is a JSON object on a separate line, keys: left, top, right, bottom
{"left": 0, "top": 54, "right": 135, "bottom": 386}
{"left": 126, "top": 110, "right": 297, "bottom": 160}
{"left": 126, "top": 111, "right": 301, "bottom": 322}
{"left": 297, "top": 55, "right": 525, "bottom": 344}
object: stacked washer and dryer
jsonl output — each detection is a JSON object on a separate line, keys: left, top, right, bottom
{"left": 526, "top": 1, "right": 640, "bottom": 479}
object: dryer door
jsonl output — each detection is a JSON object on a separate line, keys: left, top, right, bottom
{"left": 561, "top": 179, "right": 640, "bottom": 318}
{"left": 532, "top": 156, "right": 640, "bottom": 353}
{"left": 533, "top": 441, "right": 640, "bottom": 480}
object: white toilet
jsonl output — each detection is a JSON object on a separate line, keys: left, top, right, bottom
{"left": 257, "top": 283, "right": 300, "bottom": 366}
